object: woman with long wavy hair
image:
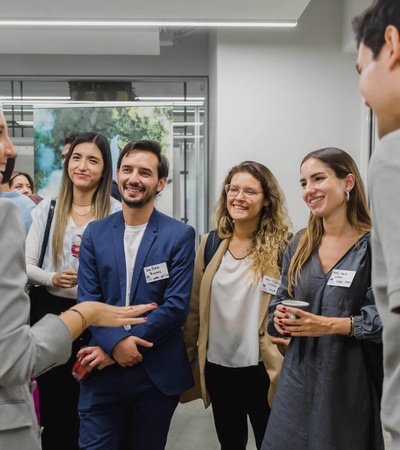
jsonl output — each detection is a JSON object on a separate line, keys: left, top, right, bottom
{"left": 261, "top": 148, "right": 383, "bottom": 450}
{"left": 183, "top": 160, "right": 291, "bottom": 450}
{"left": 25, "top": 132, "right": 122, "bottom": 450}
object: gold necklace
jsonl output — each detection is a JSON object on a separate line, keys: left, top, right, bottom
{"left": 73, "top": 200, "right": 92, "bottom": 207}
{"left": 72, "top": 207, "right": 93, "bottom": 217}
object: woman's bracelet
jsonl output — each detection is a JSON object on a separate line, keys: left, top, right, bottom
{"left": 69, "top": 308, "right": 88, "bottom": 331}
{"left": 348, "top": 315, "right": 354, "bottom": 337}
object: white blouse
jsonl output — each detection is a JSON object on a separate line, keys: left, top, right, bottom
{"left": 26, "top": 197, "right": 121, "bottom": 299}
{"left": 207, "top": 250, "right": 261, "bottom": 368}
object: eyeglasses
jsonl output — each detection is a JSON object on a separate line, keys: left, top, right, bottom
{"left": 224, "top": 184, "right": 263, "bottom": 198}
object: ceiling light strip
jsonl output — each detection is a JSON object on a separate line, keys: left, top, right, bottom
{"left": 137, "top": 97, "right": 205, "bottom": 101}
{"left": 0, "top": 96, "right": 71, "bottom": 100}
{"left": 0, "top": 19, "right": 297, "bottom": 28}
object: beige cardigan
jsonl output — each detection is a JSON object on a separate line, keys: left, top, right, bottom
{"left": 182, "top": 233, "right": 284, "bottom": 408}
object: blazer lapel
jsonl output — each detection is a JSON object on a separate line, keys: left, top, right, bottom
{"left": 112, "top": 212, "right": 127, "bottom": 306}
{"left": 259, "top": 290, "right": 272, "bottom": 329}
{"left": 129, "top": 209, "right": 158, "bottom": 302}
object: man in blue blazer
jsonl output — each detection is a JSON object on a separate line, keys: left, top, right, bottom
{"left": 77, "top": 140, "right": 195, "bottom": 450}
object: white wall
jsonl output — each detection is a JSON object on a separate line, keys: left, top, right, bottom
{"left": 342, "top": 0, "right": 372, "bottom": 52}
{"left": 208, "top": 0, "right": 365, "bottom": 231}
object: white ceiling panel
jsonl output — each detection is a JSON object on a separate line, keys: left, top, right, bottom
{"left": 0, "top": 29, "right": 160, "bottom": 55}
{"left": 2, "top": 0, "right": 311, "bottom": 21}
{"left": 2, "top": 0, "right": 48, "bottom": 17}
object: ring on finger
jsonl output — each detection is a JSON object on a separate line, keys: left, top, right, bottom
{"left": 125, "top": 306, "right": 133, "bottom": 310}
{"left": 298, "top": 325, "right": 301, "bottom": 332}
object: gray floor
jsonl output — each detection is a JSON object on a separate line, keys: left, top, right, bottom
{"left": 166, "top": 400, "right": 256, "bottom": 450}
{"left": 166, "top": 400, "right": 392, "bottom": 450}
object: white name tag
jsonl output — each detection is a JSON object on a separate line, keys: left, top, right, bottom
{"left": 261, "top": 276, "right": 281, "bottom": 295}
{"left": 144, "top": 262, "right": 170, "bottom": 283}
{"left": 327, "top": 269, "right": 356, "bottom": 288}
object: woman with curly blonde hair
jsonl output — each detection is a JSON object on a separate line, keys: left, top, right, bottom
{"left": 183, "top": 160, "right": 291, "bottom": 450}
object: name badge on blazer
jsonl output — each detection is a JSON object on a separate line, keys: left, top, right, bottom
{"left": 144, "top": 262, "right": 170, "bottom": 283}
{"left": 327, "top": 269, "right": 356, "bottom": 288}
{"left": 261, "top": 276, "right": 281, "bottom": 295}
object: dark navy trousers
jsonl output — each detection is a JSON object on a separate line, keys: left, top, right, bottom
{"left": 78, "top": 363, "right": 179, "bottom": 450}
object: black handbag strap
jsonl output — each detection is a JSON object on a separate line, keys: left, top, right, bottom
{"left": 204, "top": 230, "right": 222, "bottom": 270}
{"left": 37, "top": 199, "right": 56, "bottom": 268}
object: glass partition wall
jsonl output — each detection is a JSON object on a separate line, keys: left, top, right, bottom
{"left": 0, "top": 78, "right": 208, "bottom": 239}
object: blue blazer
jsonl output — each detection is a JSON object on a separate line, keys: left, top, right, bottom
{"left": 77, "top": 208, "right": 196, "bottom": 396}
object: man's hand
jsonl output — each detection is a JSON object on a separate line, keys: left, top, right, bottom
{"left": 112, "top": 336, "right": 153, "bottom": 367}
{"left": 77, "top": 346, "right": 115, "bottom": 371}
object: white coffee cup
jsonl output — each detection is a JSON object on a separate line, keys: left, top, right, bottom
{"left": 281, "top": 300, "right": 309, "bottom": 319}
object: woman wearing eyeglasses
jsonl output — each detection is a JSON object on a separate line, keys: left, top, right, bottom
{"left": 183, "top": 161, "right": 292, "bottom": 450}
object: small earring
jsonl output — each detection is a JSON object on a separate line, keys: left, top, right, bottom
{"left": 346, "top": 191, "right": 350, "bottom": 202}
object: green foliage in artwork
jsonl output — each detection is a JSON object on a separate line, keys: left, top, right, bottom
{"left": 34, "top": 170, "right": 48, "bottom": 192}
{"left": 112, "top": 107, "right": 171, "bottom": 151}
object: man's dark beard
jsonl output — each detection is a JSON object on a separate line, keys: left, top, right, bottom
{"left": 121, "top": 183, "right": 157, "bottom": 209}
{"left": 122, "top": 197, "right": 148, "bottom": 209}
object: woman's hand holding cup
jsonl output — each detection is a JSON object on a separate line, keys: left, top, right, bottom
{"left": 274, "top": 300, "right": 309, "bottom": 337}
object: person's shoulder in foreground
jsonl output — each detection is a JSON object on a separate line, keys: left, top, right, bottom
{"left": 0, "top": 197, "right": 71, "bottom": 386}
{"left": 0, "top": 190, "right": 37, "bottom": 234}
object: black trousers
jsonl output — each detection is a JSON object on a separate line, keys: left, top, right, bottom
{"left": 205, "top": 360, "right": 271, "bottom": 450}
{"left": 38, "top": 336, "right": 90, "bottom": 450}
{"left": 32, "top": 291, "right": 91, "bottom": 450}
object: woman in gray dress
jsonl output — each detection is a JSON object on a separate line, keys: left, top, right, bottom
{"left": 261, "top": 148, "right": 383, "bottom": 450}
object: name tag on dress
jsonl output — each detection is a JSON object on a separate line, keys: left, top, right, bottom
{"left": 261, "top": 276, "right": 281, "bottom": 295}
{"left": 144, "top": 262, "right": 169, "bottom": 283}
{"left": 327, "top": 269, "right": 356, "bottom": 288}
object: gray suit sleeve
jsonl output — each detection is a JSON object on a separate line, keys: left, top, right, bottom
{"left": 0, "top": 199, "right": 72, "bottom": 386}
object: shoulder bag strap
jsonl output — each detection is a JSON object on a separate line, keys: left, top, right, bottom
{"left": 204, "top": 229, "right": 223, "bottom": 270}
{"left": 37, "top": 198, "right": 56, "bottom": 269}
